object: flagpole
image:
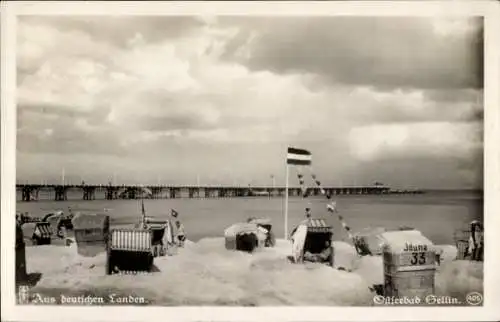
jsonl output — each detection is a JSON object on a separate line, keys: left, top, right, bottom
{"left": 284, "top": 163, "right": 289, "bottom": 240}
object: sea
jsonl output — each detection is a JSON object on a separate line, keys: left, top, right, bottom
{"left": 17, "top": 190, "right": 483, "bottom": 245}
{"left": 15, "top": 190, "right": 484, "bottom": 306}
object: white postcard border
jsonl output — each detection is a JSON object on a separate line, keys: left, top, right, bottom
{"left": 2, "top": 1, "right": 499, "bottom": 321}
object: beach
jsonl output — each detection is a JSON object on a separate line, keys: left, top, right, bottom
{"left": 16, "top": 191, "right": 484, "bottom": 306}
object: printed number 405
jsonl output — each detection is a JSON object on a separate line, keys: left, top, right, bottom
{"left": 410, "top": 252, "right": 426, "bottom": 265}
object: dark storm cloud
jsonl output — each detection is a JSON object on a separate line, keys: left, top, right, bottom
{"left": 221, "top": 16, "right": 483, "bottom": 91}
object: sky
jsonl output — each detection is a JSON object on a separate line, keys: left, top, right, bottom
{"left": 16, "top": 16, "right": 483, "bottom": 188}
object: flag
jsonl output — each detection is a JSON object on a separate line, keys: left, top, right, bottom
{"left": 327, "top": 201, "right": 337, "bottom": 213}
{"left": 297, "top": 173, "right": 308, "bottom": 196}
{"left": 171, "top": 209, "right": 179, "bottom": 218}
{"left": 287, "top": 147, "right": 312, "bottom": 166}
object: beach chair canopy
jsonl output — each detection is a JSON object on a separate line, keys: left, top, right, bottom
{"left": 469, "top": 220, "right": 483, "bottom": 230}
{"left": 248, "top": 218, "right": 272, "bottom": 231}
{"left": 224, "top": 223, "right": 259, "bottom": 238}
{"left": 291, "top": 218, "right": 332, "bottom": 238}
{"left": 225, "top": 223, "right": 267, "bottom": 252}
{"left": 248, "top": 217, "right": 271, "bottom": 225}
{"left": 141, "top": 216, "right": 175, "bottom": 245}
{"left": 47, "top": 213, "right": 63, "bottom": 227}
{"left": 42, "top": 213, "right": 53, "bottom": 222}
{"left": 380, "top": 229, "right": 434, "bottom": 254}
{"left": 72, "top": 213, "right": 109, "bottom": 230}
{"left": 144, "top": 216, "right": 169, "bottom": 225}
{"left": 305, "top": 218, "right": 332, "bottom": 233}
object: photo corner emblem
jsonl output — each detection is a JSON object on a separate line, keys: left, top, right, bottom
{"left": 18, "top": 285, "right": 30, "bottom": 304}
{"left": 465, "top": 292, "right": 483, "bottom": 306}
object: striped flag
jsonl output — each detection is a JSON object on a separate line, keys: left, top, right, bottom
{"left": 287, "top": 147, "right": 312, "bottom": 166}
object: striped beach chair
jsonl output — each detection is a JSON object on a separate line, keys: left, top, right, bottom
{"left": 106, "top": 228, "right": 155, "bottom": 275}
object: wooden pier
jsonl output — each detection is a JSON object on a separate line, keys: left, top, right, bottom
{"left": 11, "top": 183, "right": 412, "bottom": 202}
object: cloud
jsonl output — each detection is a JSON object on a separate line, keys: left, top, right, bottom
{"left": 348, "top": 122, "right": 482, "bottom": 162}
{"left": 16, "top": 16, "right": 483, "bottom": 188}
{"left": 19, "top": 16, "right": 206, "bottom": 49}
{"left": 221, "top": 16, "right": 483, "bottom": 91}
{"left": 17, "top": 103, "right": 124, "bottom": 156}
